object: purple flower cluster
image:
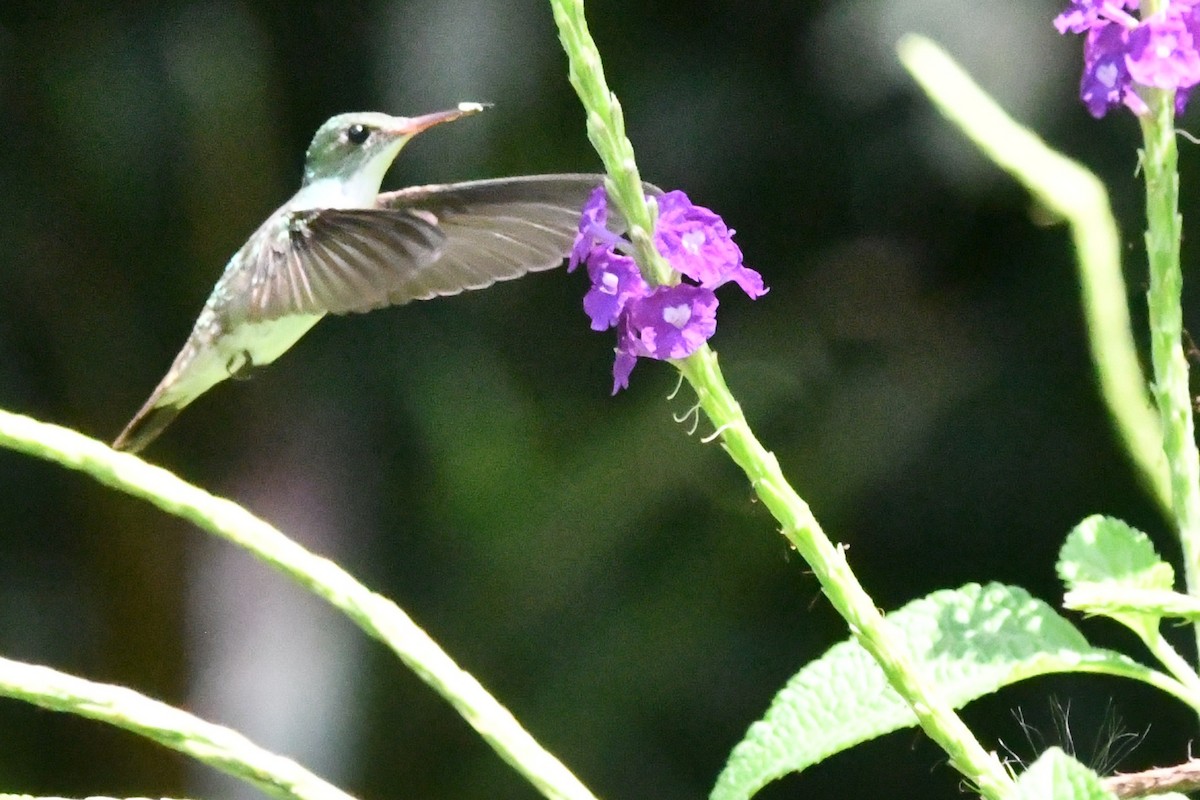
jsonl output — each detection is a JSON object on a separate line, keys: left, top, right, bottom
{"left": 1055, "top": 0, "right": 1200, "bottom": 117}
{"left": 570, "top": 187, "right": 767, "bottom": 393}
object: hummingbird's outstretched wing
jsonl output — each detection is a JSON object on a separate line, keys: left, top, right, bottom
{"left": 242, "top": 209, "right": 447, "bottom": 319}
{"left": 246, "top": 174, "right": 607, "bottom": 319}
{"left": 369, "top": 173, "right": 608, "bottom": 308}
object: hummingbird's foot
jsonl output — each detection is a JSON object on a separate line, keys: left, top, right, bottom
{"left": 227, "top": 350, "right": 255, "bottom": 381}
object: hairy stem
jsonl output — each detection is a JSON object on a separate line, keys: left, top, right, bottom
{"left": 549, "top": 4, "right": 1016, "bottom": 798}
{"left": 1139, "top": 86, "right": 1200, "bottom": 664}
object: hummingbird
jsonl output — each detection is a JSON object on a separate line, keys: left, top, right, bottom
{"left": 113, "top": 104, "right": 607, "bottom": 453}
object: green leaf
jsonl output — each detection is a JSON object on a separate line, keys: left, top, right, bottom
{"left": 1013, "top": 748, "right": 1115, "bottom": 800}
{"left": 711, "top": 583, "right": 1155, "bottom": 800}
{"left": 1058, "top": 515, "right": 1175, "bottom": 636}
{"left": 1057, "top": 515, "right": 1174, "bottom": 592}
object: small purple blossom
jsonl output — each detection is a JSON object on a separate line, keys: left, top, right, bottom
{"left": 572, "top": 186, "right": 764, "bottom": 393}
{"left": 1057, "top": 0, "right": 1200, "bottom": 118}
{"left": 626, "top": 285, "right": 719, "bottom": 360}
{"left": 1082, "top": 23, "right": 1137, "bottom": 117}
{"left": 568, "top": 186, "right": 610, "bottom": 272}
{"left": 1126, "top": 8, "right": 1200, "bottom": 88}
{"left": 1179, "top": 84, "right": 1195, "bottom": 112}
{"left": 582, "top": 250, "right": 648, "bottom": 331}
{"left": 611, "top": 286, "right": 719, "bottom": 392}
{"left": 654, "top": 191, "right": 767, "bottom": 298}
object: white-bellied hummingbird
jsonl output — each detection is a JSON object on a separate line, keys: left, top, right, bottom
{"left": 113, "top": 103, "right": 605, "bottom": 452}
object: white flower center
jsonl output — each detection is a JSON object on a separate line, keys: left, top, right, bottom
{"left": 681, "top": 230, "right": 706, "bottom": 254}
{"left": 601, "top": 271, "right": 620, "bottom": 295}
{"left": 662, "top": 304, "right": 692, "bottom": 329}
{"left": 1096, "top": 62, "right": 1118, "bottom": 89}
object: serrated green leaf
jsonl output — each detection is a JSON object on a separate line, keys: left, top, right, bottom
{"left": 1058, "top": 515, "right": 1174, "bottom": 592}
{"left": 1013, "top": 748, "right": 1116, "bottom": 800}
{"left": 1058, "top": 516, "right": 1175, "bottom": 637}
{"left": 711, "top": 583, "right": 1157, "bottom": 800}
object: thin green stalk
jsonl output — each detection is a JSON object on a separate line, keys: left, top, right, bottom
{"left": 548, "top": 0, "right": 670, "bottom": 286}
{"left": 0, "top": 656, "right": 353, "bottom": 800}
{"left": 1139, "top": 83, "right": 1200, "bottom": 659}
{"left": 1062, "top": 585, "right": 1200, "bottom": 707}
{"left": 898, "top": 35, "right": 1170, "bottom": 517}
{"left": 1064, "top": 585, "right": 1200, "bottom": 619}
{"left": 548, "top": 3, "right": 1015, "bottom": 797}
{"left": 0, "top": 409, "right": 598, "bottom": 800}
{"left": 1144, "top": 631, "right": 1200, "bottom": 704}
{"left": 677, "top": 352, "right": 1016, "bottom": 799}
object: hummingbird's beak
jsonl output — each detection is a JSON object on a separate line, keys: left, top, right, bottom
{"left": 390, "top": 102, "right": 489, "bottom": 137}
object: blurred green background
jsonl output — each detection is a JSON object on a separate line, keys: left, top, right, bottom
{"left": 0, "top": 1, "right": 1194, "bottom": 798}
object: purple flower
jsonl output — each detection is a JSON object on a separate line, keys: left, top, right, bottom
{"left": 1127, "top": 8, "right": 1200, "bottom": 88}
{"left": 569, "top": 185, "right": 615, "bottom": 272}
{"left": 1081, "top": 22, "right": 1137, "bottom": 117}
{"left": 654, "top": 191, "right": 768, "bottom": 299}
{"left": 625, "top": 285, "right": 719, "bottom": 360}
{"left": 582, "top": 250, "right": 648, "bottom": 331}
{"left": 1178, "top": 83, "right": 1195, "bottom": 113}
{"left": 1058, "top": 0, "right": 1200, "bottom": 117}
{"left": 612, "top": 347, "right": 638, "bottom": 394}
{"left": 611, "top": 286, "right": 719, "bottom": 393}
{"left": 571, "top": 186, "right": 765, "bottom": 392}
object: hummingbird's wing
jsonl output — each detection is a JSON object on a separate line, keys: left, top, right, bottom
{"left": 367, "top": 174, "right": 606, "bottom": 309}
{"left": 242, "top": 209, "right": 447, "bottom": 319}
{"left": 244, "top": 174, "right": 606, "bottom": 319}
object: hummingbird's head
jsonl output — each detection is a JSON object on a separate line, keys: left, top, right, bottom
{"left": 301, "top": 105, "right": 486, "bottom": 189}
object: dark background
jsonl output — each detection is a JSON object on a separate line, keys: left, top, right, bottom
{"left": 0, "top": 1, "right": 1194, "bottom": 798}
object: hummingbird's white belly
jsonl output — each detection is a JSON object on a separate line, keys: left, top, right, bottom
{"left": 159, "top": 313, "right": 323, "bottom": 407}
{"left": 226, "top": 313, "right": 325, "bottom": 366}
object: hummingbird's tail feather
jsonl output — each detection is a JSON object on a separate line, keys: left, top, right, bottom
{"left": 112, "top": 401, "right": 183, "bottom": 453}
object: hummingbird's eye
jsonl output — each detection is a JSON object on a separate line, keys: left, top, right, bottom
{"left": 345, "top": 124, "right": 370, "bottom": 145}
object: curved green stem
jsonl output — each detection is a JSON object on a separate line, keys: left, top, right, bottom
{"left": 0, "top": 409, "right": 598, "bottom": 800}
{"left": 0, "top": 655, "right": 353, "bottom": 800}
{"left": 1066, "top": 652, "right": 1199, "bottom": 710}
{"left": 1144, "top": 630, "right": 1200, "bottom": 704}
{"left": 898, "top": 34, "right": 1170, "bottom": 518}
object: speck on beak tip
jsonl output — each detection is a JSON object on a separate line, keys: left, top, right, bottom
{"left": 392, "top": 103, "right": 489, "bottom": 136}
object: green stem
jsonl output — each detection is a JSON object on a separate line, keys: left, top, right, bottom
{"left": 1064, "top": 585, "right": 1200, "bottom": 620}
{"left": 678, "top": 352, "right": 1016, "bottom": 798}
{"left": 898, "top": 34, "right": 1169, "bottom": 517}
{"left": 548, "top": 7, "right": 1015, "bottom": 797}
{"left": 1145, "top": 631, "right": 1200, "bottom": 705}
{"left": 0, "top": 409, "right": 598, "bottom": 800}
{"left": 0, "top": 655, "right": 353, "bottom": 800}
{"left": 1139, "top": 87, "right": 1200, "bottom": 661}
{"left": 548, "top": 0, "right": 671, "bottom": 286}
